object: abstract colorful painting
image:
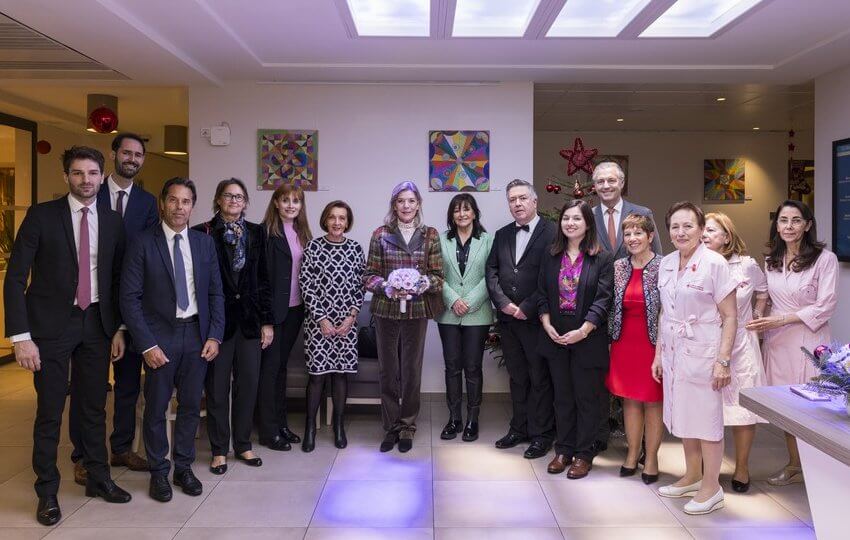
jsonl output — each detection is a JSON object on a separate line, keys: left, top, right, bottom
{"left": 258, "top": 129, "right": 317, "bottom": 191}
{"left": 429, "top": 130, "right": 490, "bottom": 192}
{"left": 704, "top": 159, "right": 745, "bottom": 202}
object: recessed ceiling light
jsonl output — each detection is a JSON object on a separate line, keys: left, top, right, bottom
{"left": 753, "top": 126, "right": 760, "bottom": 130}
{"left": 640, "top": 0, "right": 764, "bottom": 38}
{"left": 547, "top": 0, "right": 652, "bottom": 37}
{"left": 617, "top": 118, "right": 624, "bottom": 122}
{"left": 453, "top": 0, "right": 541, "bottom": 37}
{"left": 716, "top": 97, "right": 727, "bottom": 102}
{"left": 347, "top": 0, "right": 429, "bottom": 37}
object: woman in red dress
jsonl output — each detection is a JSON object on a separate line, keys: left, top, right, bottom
{"left": 607, "top": 214, "right": 663, "bottom": 484}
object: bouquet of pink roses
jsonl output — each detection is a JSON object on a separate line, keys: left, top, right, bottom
{"left": 384, "top": 268, "right": 430, "bottom": 313}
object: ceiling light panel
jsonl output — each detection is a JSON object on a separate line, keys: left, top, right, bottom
{"left": 452, "top": 0, "right": 542, "bottom": 37}
{"left": 347, "top": 0, "right": 430, "bottom": 37}
{"left": 640, "top": 0, "right": 764, "bottom": 38}
{"left": 547, "top": 0, "right": 652, "bottom": 37}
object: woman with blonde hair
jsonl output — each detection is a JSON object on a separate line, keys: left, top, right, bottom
{"left": 702, "top": 212, "right": 768, "bottom": 493}
{"left": 256, "top": 183, "right": 313, "bottom": 451}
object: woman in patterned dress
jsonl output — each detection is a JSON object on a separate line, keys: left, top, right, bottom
{"left": 702, "top": 212, "right": 768, "bottom": 493}
{"left": 299, "top": 201, "right": 365, "bottom": 452}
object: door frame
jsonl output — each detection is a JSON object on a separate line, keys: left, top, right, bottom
{"left": 0, "top": 111, "right": 38, "bottom": 204}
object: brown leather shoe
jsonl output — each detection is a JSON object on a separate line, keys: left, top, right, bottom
{"left": 567, "top": 458, "right": 592, "bottom": 479}
{"left": 73, "top": 460, "right": 87, "bottom": 486}
{"left": 111, "top": 451, "right": 149, "bottom": 471}
{"left": 547, "top": 454, "right": 572, "bottom": 474}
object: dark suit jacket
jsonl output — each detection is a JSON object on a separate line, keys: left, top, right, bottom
{"left": 594, "top": 199, "right": 663, "bottom": 259}
{"left": 536, "top": 249, "right": 614, "bottom": 369}
{"left": 265, "top": 231, "right": 299, "bottom": 324}
{"left": 97, "top": 178, "right": 159, "bottom": 240}
{"left": 3, "top": 196, "right": 125, "bottom": 340}
{"left": 485, "top": 217, "right": 556, "bottom": 323}
{"left": 192, "top": 216, "right": 273, "bottom": 340}
{"left": 119, "top": 224, "right": 225, "bottom": 352}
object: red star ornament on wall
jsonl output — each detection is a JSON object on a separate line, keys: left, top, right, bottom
{"left": 559, "top": 137, "right": 599, "bottom": 176}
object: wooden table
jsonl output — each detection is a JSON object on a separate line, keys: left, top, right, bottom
{"left": 741, "top": 385, "right": 850, "bottom": 539}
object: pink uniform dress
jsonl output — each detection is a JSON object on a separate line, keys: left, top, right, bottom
{"left": 658, "top": 243, "right": 738, "bottom": 442}
{"left": 763, "top": 250, "right": 838, "bottom": 386}
{"left": 725, "top": 255, "right": 767, "bottom": 426}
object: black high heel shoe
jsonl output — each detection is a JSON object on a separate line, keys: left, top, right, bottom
{"left": 641, "top": 472, "right": 659, "bottom": 485}
{"left": 302, "top": 424, "right": 317, "bottom": 453}
{"left": 236, "top": 453, "right": 262, "bottom": 467}
{"left": 620, "top": 465, "right": 637, "bottom": 477}
{"left": 333, "top": 416, "right": 348, "bottom": 449}
{"left": 731, "top": 477, "right": 751, "bottom": 493}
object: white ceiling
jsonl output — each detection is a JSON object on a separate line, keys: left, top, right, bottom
{"left": 0, "top": 0, "right": 849, "bottom": 85}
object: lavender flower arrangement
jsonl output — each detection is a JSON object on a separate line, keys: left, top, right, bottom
{"left": 384, "top": 268, "right": 429, "bottom": 313}
{"left": 802, "top": 342, "right": 850, "bottom": 404}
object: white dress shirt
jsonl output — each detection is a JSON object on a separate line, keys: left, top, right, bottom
{"left": 106, "top": 174, "right": 133, "bottom": 215}
{"left": 162, "top": 222, "right": 199, "bottom": 318}
{"left": 515, "top": 213, "right": 540, "bottom": 264}
{"left": 599, "top": 198, "right": 625, "bottom": 233}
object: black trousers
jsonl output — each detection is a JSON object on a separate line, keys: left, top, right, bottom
{"left": 206, "top": 328, "right": 261, "bottom": 455}
{"left": 498, "top": 319, "right": 554, "bottom": 444}
{"left": 437, "top": 323, "right": 488, "bottom": 423}
{"left": 33, "top": 305, "right": 110, "bottom": 497}
{"left": 143, "top": 320, "right": 206, "bottom": 477}
{"left": 374, "top": 316, "right": 428, "bottom": 433}
{"left": 256, "top": 304, "right": 304, "bottom": 440}
{"left": 545, "top": 346, "right": 606, "bottom": 460}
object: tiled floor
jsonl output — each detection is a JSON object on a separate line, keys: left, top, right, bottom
{"left": 0, "top": 363, "right": 816, "bottom": 539}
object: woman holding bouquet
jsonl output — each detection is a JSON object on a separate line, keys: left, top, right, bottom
{"left": 364, "top": 181, "right": 444, "bottom": 453}
{"left": 746, "top": 200, "right": 837, "bottom": 486}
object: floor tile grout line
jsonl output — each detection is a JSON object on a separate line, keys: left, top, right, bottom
{"left": 304, "top": 443, "right": 341, "bottom": 532}
{"left": 172, "top": 475, "right": 222, "bottom": 532}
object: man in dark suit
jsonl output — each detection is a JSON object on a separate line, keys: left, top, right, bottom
{"left": 69, "top": 132, "right": 159, "bottom": 483}
{"left": 486, "top": 179, "right": 557, "bottom": 460}
{"left": 120, "top": 177, "right": 224, "bottom": 502}
{"left": 4, "top": 146, "right": 132, "bottom": 526}
{"left": 591, "top": 161, "right": 662, "bottom": 455}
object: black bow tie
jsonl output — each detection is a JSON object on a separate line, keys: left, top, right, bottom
{"left": 516, "top": 224, "right": 530, "bottom": 232}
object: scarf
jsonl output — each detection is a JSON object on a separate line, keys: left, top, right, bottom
{"left": 222, "top": 216, "right": 246, "bottom": 272}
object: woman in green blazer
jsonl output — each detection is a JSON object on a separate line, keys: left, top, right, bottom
{"left": 437, "top": 194, "right": 495, "bottom": 442}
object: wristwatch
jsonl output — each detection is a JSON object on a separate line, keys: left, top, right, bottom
{"left": 716, "top": 359, "right": 730, "bottom": 368}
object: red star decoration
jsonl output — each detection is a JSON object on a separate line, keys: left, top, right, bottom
{"left": 559, "top": 137, "right": 598, "bottom": 176}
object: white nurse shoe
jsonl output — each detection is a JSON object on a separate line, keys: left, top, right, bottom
{"left": 683, "top": 488, "right": 724, "bottom": 515}
{"left": 658, "top": 480, "right": 701, "bottom": 498}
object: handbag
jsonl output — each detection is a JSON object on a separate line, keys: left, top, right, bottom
{"left": 357, "top": 314, "right": 379, "bottom": 359}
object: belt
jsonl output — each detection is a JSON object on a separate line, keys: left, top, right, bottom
{"left": 669, "top": 314, "right": 718, "bottom": 339}
{"left": 176, "top": 315, "right": 198, "bottom": 324}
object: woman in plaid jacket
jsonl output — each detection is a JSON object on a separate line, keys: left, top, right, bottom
{"left": 363, "top": 181, "right": 444, "bottom": 453}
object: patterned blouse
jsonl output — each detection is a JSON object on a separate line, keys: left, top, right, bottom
{"left": 558, "top": 251, "right": 584, "bottom": 313}
{"left": 608, "top": 254, "right": 661, "bottom": 344}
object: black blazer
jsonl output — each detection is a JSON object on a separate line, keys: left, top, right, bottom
{"left": 485, "top": 217, "right": 557, "bottom": 323}
{"left": 96, "top": 178, "right": 159, "bottom": 240}
{"left": 536, "top": 249, "right": 614, "bottom": 368}
{"left": 119, "top": 224, "right": 225, "bottom": 352}
{"left": 192, "top": 216, "right": 273, "bottom": 340}
{"left": 3, "top": 196, "right": 125, "bottom": 340}
{"left": 265, "top": 231, "right": 301, "bottom": 324}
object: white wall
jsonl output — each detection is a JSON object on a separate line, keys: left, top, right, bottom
{"left": 534, "top": 131, "right": 814, "bottom": 263}
{"left": 815, "top": 64, "right": 850, "bottom": 333}
{"left": 189, "top": 82, "right": 535, "bottom": 393}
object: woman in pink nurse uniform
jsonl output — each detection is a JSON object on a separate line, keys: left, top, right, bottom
{"left": 651, "top": 202, "right": 738, "bottom": 516}
{"left": 747, "top": 200, "right": 838, "bottom": 487}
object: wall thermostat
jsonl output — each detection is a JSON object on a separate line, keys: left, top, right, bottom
{"left": 210, "top": 125, "right": 230, "bottom": 146}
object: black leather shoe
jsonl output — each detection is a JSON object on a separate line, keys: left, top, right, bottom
{"left": 398, "top": 431, "right": 413, "bottom": 453}
{"left": 620, "top": 465, "right": 637, "bottom": 477}
{"left": 149, "top": 476, "right": 172, "bottom": 502}
{"left": 173, "top": 469, "right": 203, "bottom": 496}
{"left": 591, "top": 440, "right": 608, "bottom": 456}
{"left": 85, "top": 478, "right": 131, "bottom": 503}
{"left": 523, "top": 441, "right": 550, "bottom": 459}
{"left": 461, "top": 421, "right": 479, "bottom": 442}
{"left": 302, "top": 425, "right": 317, "bottom": 453}
{"left": 260, "top": 435, "right": 292, "bottom": 451}
{"left": 495, "top": 432, "right": 527, "bottom": 449}
{"left": 440, "top": 420, "right": 462, "bottom": 440}
{"left": 641, "top": 472, "right": 659, "bottom": 485}
{"left": 333, "top": 417, "right": 348, "bottom": 449}
{"left": 731, "top": 477, "right": 750, "bottom": 493}
{"left": 280, "top": 426, "right": 301, "bottom": 444}
{"left": 236, "top": 453, "right": 262, "bottom": 467}
{"left": 209, "top": 463, "right": 227, "bottom": 475}
{"left": 380, "top": 431, "right": 399, "bottom": 452}
{"left": 36, "top": 495, "right": 61, "bottom": 526}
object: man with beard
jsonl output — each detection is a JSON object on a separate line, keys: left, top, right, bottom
{"left": 70, "top": 133, "right": 158, "bottom": 484}
{"left": 4, "top": 146, "right": 131, "bottom": 525}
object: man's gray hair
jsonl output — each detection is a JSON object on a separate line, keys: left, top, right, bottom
{"left": 592, "top": 161, "right": 625, "bottom": 182}
{"left": 505, "top": 178, "right": 537, "bottom": 200}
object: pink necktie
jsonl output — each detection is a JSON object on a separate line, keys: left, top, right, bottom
{"left": 77, "top": 207, "right": 91, "bottom": 310}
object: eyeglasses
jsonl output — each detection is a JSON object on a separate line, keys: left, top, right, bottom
{"left": 778, "top": 217, "right": 806, "bottom": 227}
{"left": 221, "top": 193, "right": 245, "bottom": 202}
{"left": 593, "top": 177, "right": 619, "bottom": 187}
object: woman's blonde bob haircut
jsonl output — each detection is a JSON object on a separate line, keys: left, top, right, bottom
{"left": 705, "top": 211, "right": 747, "bottom": 259}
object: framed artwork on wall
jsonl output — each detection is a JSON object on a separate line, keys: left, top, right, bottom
{"left": 704, "top": 158, "right": 745, "bottom": 202}
{"left": 788, "top": 159, "right": 814, "bottom": 212}
{"left": 257, "top": 129, "right": 318, "bottom": 191}
{"left": 832, "top": 138, "right": 850, "bottom": 261}
{"left": 429, "top": 130, "right": 490, "bottom": 192}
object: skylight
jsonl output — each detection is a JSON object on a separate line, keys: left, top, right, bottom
{"left": 452, "top": 0, "right": 541, "bottom": 37}
{"left": 347, "top": 0, "right": 430, "bottom": 37}
{"left": 640, "top": 0, "right": 764, "bottom": 38}
{"left": 547, "top": 0, "right": 652, "bottom": 37}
